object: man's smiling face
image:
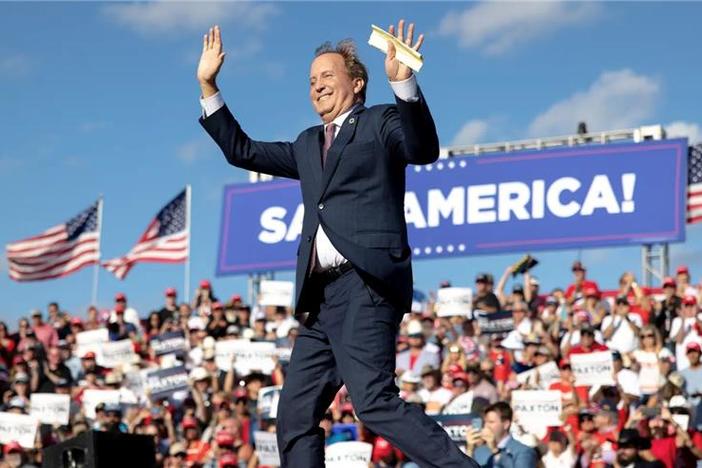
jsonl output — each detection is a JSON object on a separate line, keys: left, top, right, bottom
{"left": 309, "top": 52, "right": 363, "bottom": 124}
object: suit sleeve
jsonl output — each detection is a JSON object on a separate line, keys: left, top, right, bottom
{"left": 378, "top": 86, "right": 440, "bottom": 165}
{"left": 199, "top": 104, "right": 300, "bottom": 180}
{"left": 512, "top": 446, "right": 537, "bottom": 467}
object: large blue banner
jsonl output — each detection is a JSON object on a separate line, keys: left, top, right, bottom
{"left": 216, "top": 139, "right": 687, "bottom": 275}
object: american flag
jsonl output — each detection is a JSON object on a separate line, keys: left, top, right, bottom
{"left": 103, "top": 188, "right": 189, "bottom": 279}
{"left": 689, "top": 144, "right": 702, "bottom": 224}
{"left": 6, "top": 201, "right": 101, "bottom": 282}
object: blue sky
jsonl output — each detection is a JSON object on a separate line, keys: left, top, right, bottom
{"left": 2, "top": 2, "right": 702, "bottom": 323}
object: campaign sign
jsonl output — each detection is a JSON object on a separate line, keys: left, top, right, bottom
{"left": 82, "top": 389, "right": 121, "bottom": 419}
{"left": 151, "top": 332, "right": 187, "bottom": 356}
{"left": 431, "top": 413, "right": 482, "bottom": 450}
{"left": 516, "top": 361, "right": 561, "bottom": 389}
{"left": 571, "top": 351, "right": 615, "bottom": 386}
{"left": 325, "top": 441, "right": 373, "bottom": 468}
{"left": 215, "top": 339, "right": 277, "bottom": 375}
{"left": 144, "top": 366, "right": 189, "bottom": 401}
{"left": 436, "top": 287, "right": 473, "bottom": 317}
{"left": 0, "top": 412, "right": 38, "bottom": 448}
{"left": 442, "top": 391, "right": 474, "bottom": 415}
{"left": 257, "top": 385, "right": 281, "bottom": 420}
{"left": 30, "top": 393, "right": 70, "bottom": 426}
{"left": 476, "top": 310, "right": 514, "bottom": 335}
{"left": 99, "top": 339, "right": 135, "bottom": 368}
{"left": 217, "top": 139, "right": 687, "bottom": 274}
{"left": 254, "top": 431, "right": 280, "bottom": 466}
{"left": 511, "top": 390, "right": 562, "bottom": 427}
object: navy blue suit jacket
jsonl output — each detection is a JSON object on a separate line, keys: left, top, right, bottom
{"left": 199, "top": 89, "right": 439, "bottom": 312}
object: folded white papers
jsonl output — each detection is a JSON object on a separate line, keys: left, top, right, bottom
{"left": 368, "top": 24, "right": 423, "bottom": 72}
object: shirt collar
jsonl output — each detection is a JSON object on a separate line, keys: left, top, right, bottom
{"left": 324, "top": 103, "right": 359, "bottom": 130}
{"left": 497, "top": 435, "right": 511, "bottom": 449}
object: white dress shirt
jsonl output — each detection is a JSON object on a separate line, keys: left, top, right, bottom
{"left": 200, "top": 75, "right": 419, "bottom": 271}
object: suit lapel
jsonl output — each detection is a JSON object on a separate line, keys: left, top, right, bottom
{"left": 319, "top": 105, "right": 364, "bottom": 196}
{"left": 305, "top": 125, "right": 324, "bottom": 188}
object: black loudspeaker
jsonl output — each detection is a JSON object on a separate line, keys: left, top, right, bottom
{"left": 42, "top": 430, "right": 155, "bottom": 468}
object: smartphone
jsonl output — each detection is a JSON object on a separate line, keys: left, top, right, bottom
{"left": 471, "top": 418, "right": 483, "bottom": 430}
{"left": 641, "top": 407, "right": 660, "bottom": 418}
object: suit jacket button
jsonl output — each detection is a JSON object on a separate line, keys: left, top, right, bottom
{"left": 306, "top": 236, "right": 312, "bottom": 242}
{"left": 318, "top": 203, "right": 324, "bottom": 210}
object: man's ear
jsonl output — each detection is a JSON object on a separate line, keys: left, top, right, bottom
{"left": 353, "top": 78, "right": 365, "bottom": 97}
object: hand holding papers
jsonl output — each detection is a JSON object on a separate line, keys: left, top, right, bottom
{"left": 369, "top": 21, "right": 424, "bottom": 77}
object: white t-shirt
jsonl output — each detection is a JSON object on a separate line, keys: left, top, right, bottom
{"left": 670, "top": 315, "right": 702, "bottom": 370}
{"left": 632, "top": 348, "right": 672, "bottom": 394}
{"left": 418, "top": 386, "right": 453, "bottom": 412}
{"left": 601, "top": 314, "right": 642, "bottom": 354}
{"left": 542, "top": 447, "right": 576, "bottom": 468}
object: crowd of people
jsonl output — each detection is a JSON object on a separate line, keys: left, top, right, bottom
{"left": 2, "top": 260, "right": 702, "bottom": 467}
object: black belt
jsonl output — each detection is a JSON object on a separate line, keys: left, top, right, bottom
{"left": 312, "top": 261, "right": 353, "bottom": 284}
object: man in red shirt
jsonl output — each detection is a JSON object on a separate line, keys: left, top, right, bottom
{"left": 567, "top": 326, "right": 609, "bottom": 357}
{"left": 565, "top": 261, "right": 600, "bottom": 305}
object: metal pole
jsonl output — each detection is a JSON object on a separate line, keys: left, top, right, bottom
{"left": 184, "top": 185, "right": 192, "bottom": 304}
{"left": 91, "top": 196, "right": 104, "bottom": 306}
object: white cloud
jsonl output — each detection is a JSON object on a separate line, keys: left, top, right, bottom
{"left": 452, "top": 119, "right": 489, "bottom": 146}
{"left": 438, "top": 1, "right": 600, "bottom": 55}
{"left": 177, "top": 140, "right": 211, "bottom": 165}
{"left": 528, "top": 69, "right": 659, "bottom": 137}
{"left": 103, "top": 1, "right": 278, "bottom": 35}
{"left": 666, "top": 121, "right": 702, "bottom": 144}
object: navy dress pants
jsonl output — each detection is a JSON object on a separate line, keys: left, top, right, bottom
{"left": 276, "top": 267, "right": 479, "bottom": 468}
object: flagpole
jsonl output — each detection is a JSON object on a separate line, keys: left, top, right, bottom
{"left": 91, "top": 196, "right": 104, "bottom": 306}
{"left": 184, "top": 185, "right": 192, "bottom": 304}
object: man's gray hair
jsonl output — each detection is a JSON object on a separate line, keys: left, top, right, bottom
{"left": 315, "top": 39, "right": 369, "bottom": 103}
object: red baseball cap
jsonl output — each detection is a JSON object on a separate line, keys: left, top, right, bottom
{"left": 559, "top": 358, "right": 571, "bottom": 369}
{"left": 114, "top": 292, "right": 126, "bottom": 302}
{"left": 199, "top": 279, "right": 211, "bottom": 289}
{"left": 81, "top": 351, "right": 96, "bottom": 360}
{"left": 181, "top": 416, "right": 198, "bottom": 429}
{"left": 219, "top": 453, "right": 238, "bottom": 468}
{"left": 452, "top": 372, "right": 469, "bottom": 384}
{"left": 212, "top": 301, "right": 223, "bottom": 310}
{"left": 164, "top": 288, "right": 177, "bottom": 297}
{"left": 662, "top": 276, "right": 676, "bottom": 288}
{"left": 230, "top": 294, "right": 242, "bottom": 303}
{"left": 215, "top": 430, "right": 234, "bottom": 447}
{"left": 3, "top": 441, "right": 22, "bottom": 455}
{"left": 677, "top": 265, "right": 690, "bottom": 275}
{"left": 572, "top": 260, "right": 586, "bottom": 272}
{"left": 114, "top": 303, "right": 126, "bottom": 313}
{"left": 683, "top": 295, "right": 698, "bottom": 306}
{"left": 373, "top": 437, "right": 393, "bottom": 460}
{"left": 583, "top": 286, "right": 599, "bottom": 298}
{"left": 70, "top": 317, "right": 83, "bottom": 326}
{"left": 686, "top": 342, "right": 702, "bottom": 353}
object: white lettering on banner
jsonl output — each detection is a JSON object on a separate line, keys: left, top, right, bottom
{"left": 256, "top": 174, "right": 637, "bottom": 241}
{"left": 404, "top": 192, "right": 427, "bottom": 228}
{"left": 427, "top": 187, "right": 465, "bottom": 226}
{"left": 259, "top": 205, "right": 303, "bottom": 244}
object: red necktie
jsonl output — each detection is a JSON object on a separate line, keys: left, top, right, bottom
{"left": 322, "top": 123, "right": 336, "bottom": 167}
{"left": 309, "top": 123, "right": 336, "bottom": 274}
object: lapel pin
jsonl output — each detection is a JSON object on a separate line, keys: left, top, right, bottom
{"left": 348, "top": 117, "right": 355, "bottom": 124}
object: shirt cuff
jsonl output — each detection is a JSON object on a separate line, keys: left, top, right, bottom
{"left": 389, "top": 75, "right": 419, "bottom": 102}
{"left": 200, "top": 92, "right": 225, "bottom": 118}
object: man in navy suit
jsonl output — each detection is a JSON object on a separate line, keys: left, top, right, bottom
{"left": 197, "top": 21, "right": 478, "bottom": 467}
